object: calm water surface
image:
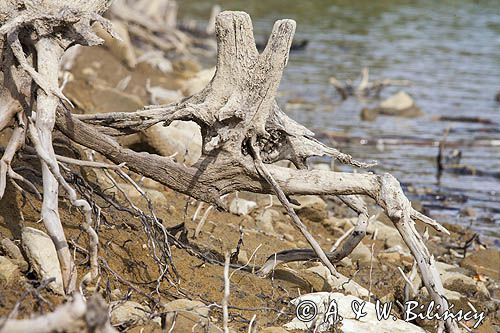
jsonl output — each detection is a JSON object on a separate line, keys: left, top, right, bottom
{"left": 181, "top": 1, "right": 500, "bottom": 245}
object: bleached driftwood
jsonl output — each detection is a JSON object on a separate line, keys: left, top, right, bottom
{"left": 0, "top": 293, "right": 116, "bottom": 333}
{"left": 330, "top": 67, "right": 411, "bottom": 100}
{"left": 0, "top": 0, "right": 116, "bottom": 293}
{"left": 1, "top": 4, "right": 458, "bottom": 331}
{"left": 59, "top": 11, "right": 457, "bottom": 332}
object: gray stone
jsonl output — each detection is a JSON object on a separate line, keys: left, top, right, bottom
{"left": 0, "top": 237, "right": 28, "bottom": 272}
{"left": 182, "top": 67, "right": 216, "bottom": 96}
{"left": 350, "top": 242, "right": 375, "bottom": 264}
{"left": 21, "top": 227, "right": 64, "bottom": 295}
{"left": 0, "top": 256, "right": 19, "bottom": 285}
{"left": 256, "top": 209, "right": 279, "bottom": 233}
{"left": 110, "top": 300, "right": 154, "bottom": 326}
{"left": 361, "top": 91, "right": 423, "bottom": 121}
{"left": 307, "top": 265, "right": 370, "bottom": 298}
{"left": 293, "top": 195, "right": 327, "bottom": 222}
{"left": 436, "top": 261, "right": 490, "bottom": 299}
{"left": 229, "top": 198, "right": 257, "bottom": 216}
{"left": 144, "top": 120, "right": 202, "bottom": 166}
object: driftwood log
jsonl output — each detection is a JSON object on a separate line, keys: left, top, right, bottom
{"left": 0, "top": 2, "right": 458, "bottom": 332}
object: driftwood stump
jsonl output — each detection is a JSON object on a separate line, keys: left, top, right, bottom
{"left": 60, "top": 11, "right": 458, "bottom": 332}
{"left": 1, "top": 4, "right": 459, "bottom": 332}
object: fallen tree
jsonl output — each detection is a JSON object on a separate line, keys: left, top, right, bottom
{"left": 1, "top": 2, "right": 458, "bottom": 332}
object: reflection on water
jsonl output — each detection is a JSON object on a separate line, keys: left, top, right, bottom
{"left": 181, "top": 0, "right": 500, "bottom": 244}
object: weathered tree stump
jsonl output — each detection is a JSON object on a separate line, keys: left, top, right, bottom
{"left": 1, "top": 5, "right": 459, "bottom": 332}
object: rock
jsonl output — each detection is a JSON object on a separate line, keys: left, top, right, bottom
{"left": 285, "top": 292, "right": 426, "bottom": 333}
{"left": 461, "top": 206, "right": 477, "bottom": 217}
{"left": 360, "top": 107, "right": 379, "bottom": 121}
{"left": 237, "top": 250, "right": 249, "bottom": 265}
{"left": 293, "top": 195, "right": 327, "bottom": 223}
{"left": 436, "top": 261, "right": 490, "bottom": 299}
{"left": 21, "top": 227, "right": 65, "bottom": 295}
{"left": 275, "top": 221, "right": 294, "bottom": 234}
{"left": 182, "top": 67, "right": 216, "bottom": 96}
{"left": 110, "top": 301, "right": 153, "bottom": 326}
{"left": 0, "top": 256, "right": 20, "bottom": 285}
{"left": 307, "top": 265, "right": 370, "bottom": 298}
{"left": 163, "top": 299, "right": 223, "bottom": 333}
{"left": 229, "top": 198, "right": 257, "bottom": 216}
{"left": 367, "top": 220, "right": 407, "bottom": 251}
{"left": 147, "top": 85, "right": 182, "bottom": 104}
{"left": 137, "top": 50, "right": 173, "bottom": 74}
{"left": 380, "top": 91, "right": 414, "bottom": 110}
{"left": 350, "top": 242, "right": 374, "bottom": 264}
{"left": 261, "top": 327, "right": 290, "bottom": 333}
{"left": 65, "top": 80, "right": 143, "bottom": 114}
{"left": 164, "top": 299, "right": 209, "bottom": 319}
{"left": 144, "top": 120, "right": 202, "bottom": 165}
{"left": 94, "top": 20, "right": 136, "bottom": 68}
{"left": 0, "top": 237, "right": 28, "bottom": 272}
{"left": 256, "top": 209, "right": 279, "bottom": 233}
{"left": 377, "top": 252, "right": 401, "bottom": 264}
{"left": 460, "top": 249, "right": 500, "bottom": 280}
{"left": 361, "top": 91, "right": 422, "bottom": 121}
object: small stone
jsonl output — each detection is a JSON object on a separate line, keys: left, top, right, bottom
{"left": 162, "top": 299, "right": 224, "bottom": 332}
{"left": 293, "top": 195, "right": 327, "bottom": 223}
{"left": 380, "top": 91, "right": 415, "bottom": 110}
{"left": 21, "top": 227, "right": 65, "bottom": 295}
{"left": 361, "top": 91, "right": 422, "bottom": 121}
{"left": 0, "top": 256, "right": 19, "bottom": 285}
{"left": 144, "top": 120, "right": 202, "bottom": 166}
{"left": 460, "top": 249, "right": 500, "bottom": 280}
{"left": 275, "top": 221, "right": 294, "bottom": 234}
{"left": 237, "top": 250, "right": 249, "bottom": 265}
{"left": 377, "top": 252, "right": 401, "bottom": 264}
{"left": 256, "top": 209, "right": 279, "bottom": 233}
{"left": 229, "top": 198, "right": 257, "bottom": 216}
{"left": 461, "top": 207, "right": 477, "bottom": 217}
{"left": 0, "top": 237, "right": 28, "bottom": 272}
{"left": 350, "top": 242, "right": 374, "bottom": 264}
{"left": 436, "top": 261, "right": 490, "bottom": 299}
{"left": 111, "top": 301, "right": 153, "bottom": 326}
{"left": 307, "top": 265, "right": 370, "bottom": 298}
{"left": 182, "top": 67, "right": 216, "bottom": 96}
{"left": 284, "top": 233, "right": 294, "bottom": 242}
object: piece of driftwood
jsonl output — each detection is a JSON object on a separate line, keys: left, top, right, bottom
{"left": 0, "top": 0, "right": 117, "bottom": 293}
{"left": 1, "top": 4, "right": 458, "bottom": 331}
{"left": 60, "top": 11, "right": 458, "bottom": 332}
{"left": 0, "top": 293, "right": 116, "bottom": 333}
{"left": 330, "top": 67, "right": 411, "bottom": 100}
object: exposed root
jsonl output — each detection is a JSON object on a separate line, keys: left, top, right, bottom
{"left": 251, "top": 139, "right": 339, "bottom": 278}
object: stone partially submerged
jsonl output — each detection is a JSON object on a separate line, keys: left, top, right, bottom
{"left": 361, "top": 91, "right": 423, "bottom": 121}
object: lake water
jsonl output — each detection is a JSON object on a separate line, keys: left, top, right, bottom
{"left": 180, "top": 0, "right": 500, "bottom": 245}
